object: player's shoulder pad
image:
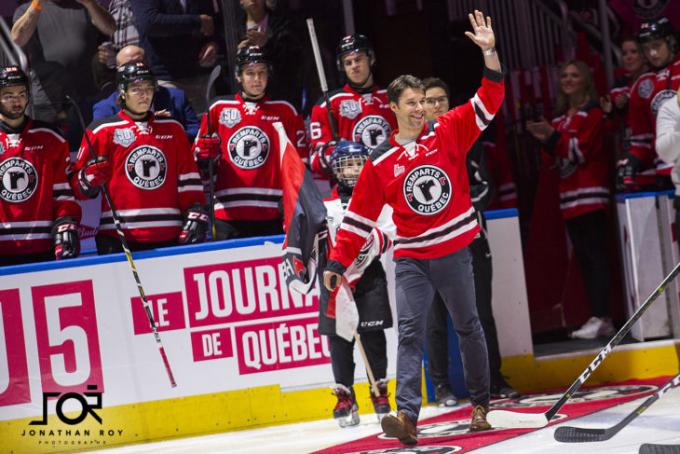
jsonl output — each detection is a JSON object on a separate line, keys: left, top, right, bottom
{"left": 87, "top": 114, "right": 127, "bottom": 134}
{"left": 265, "top": 99, "right": 299, "bottom": 116}
{"left": 313, "top": 88, "right": 346, "bottom": 107}
{"left": 27, "top": 120, "right": 66, "bottom": 142}
{"left": 209, "top": 94, "right": 238, "bottom": 110}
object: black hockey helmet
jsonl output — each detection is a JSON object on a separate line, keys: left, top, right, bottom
{"left": 235, "top": 45, "right": 271, "bottom": 78}
{"left": 116, "top": 61, "right": 156, "bottom": 94}
{"left": 0, "top": 66, "right": 29, "bottom": 90}
{"left": 330, "top": 140, "right": 369, "bottom": 188}
{"left": 336, "top": 34, "right": 375, "bottom": 71}
{"left": 637, "top": 17, "right": 675, "bottom": 44}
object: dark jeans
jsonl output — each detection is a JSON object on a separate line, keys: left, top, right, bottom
{"left": 328, "top": 330, "right": 387, "bottom": 387}
{"left": 426, "top": 235, "right": 503, "bottom": 386}
{"left": 214, "top": 219, "right": 283, "bottom": 240}
{"left": 564, "top": 210, "right": 610, "bottom": 318}
{"left": 394, "top": 247, "right": 489, "bottom": 423}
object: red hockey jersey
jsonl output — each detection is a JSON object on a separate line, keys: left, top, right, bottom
{"left": 547, "top": 103, "right": 609, "bottom": 220}
{"left": 329, "top": 69, "right": 505, "bottom": 267}
{"left": 72, "top": 111, "right": 204, "bottom": 243}
{"left": 198, "top": 93, "right": 308, "bottom": 222}
{"left": 309, "top": 84, "right": 397, "bottom": 176}
{"left": 0, "top": 119, "right": 81, "bottom": 256}
{"left": 627, "top": 54, "right": 680, "bottom": 177}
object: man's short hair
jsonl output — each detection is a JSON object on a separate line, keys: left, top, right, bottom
{"left": 387, "top": 74, "right": 424, "bottom": 104}
{"left": 423, "top": 77, "right": 450, "bottom": 99}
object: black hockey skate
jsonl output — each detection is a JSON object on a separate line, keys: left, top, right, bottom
{"left": 332, "top": 384, "right": 360, "bottom": 427}
{"left": 370, "top": 378, "right": 391, "bottom": 422}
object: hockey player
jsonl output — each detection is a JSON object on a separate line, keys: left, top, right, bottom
{"left": 309, "top": 33, "right": 397, "bottom": 179}
{"left": 71, "top": 61, "right": 207, "bottom": 254}
{"left": 0, "top": 66, "right": 81, "bottom": 265}
{"left": 422, "top": 77, "right": 520, "bottom": 405}
{"left": 318, "top": 140, "right": 393, "bottom": 427}
{"left": 622, "top": 17, "right": 679, "bottom": 191}
{"left": 323, "top": 11, "right": 503, "bottom": 444}
{"left": 193, "top": 46, "right": 308, "bottom": 239}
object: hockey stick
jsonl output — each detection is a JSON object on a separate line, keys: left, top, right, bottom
{"left": 487, "top": 260, "right": 680, "bottom": 428}
{"left": 66, "top": 96, "right": 177, "bottom": 388}
{"left": 640, "top": 444, "right": 680, "bottom": 454}
{"left": 554, "top": 372, "right": 680, "bottom": 442}
{"left": 306, "top": 18, "right": 339, "bottom": 141}
{"left": 204, "top": 65, "right": 222, "bottom": 240}
{"left": 355, "top": 333, "right": 380, "bottom": 398}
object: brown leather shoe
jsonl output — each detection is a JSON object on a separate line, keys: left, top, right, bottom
{"left": 381, "top": 410, "right": 417, "bottom": 445}
{"left": 469, "top": 405, "right": 492, "bottom": 432}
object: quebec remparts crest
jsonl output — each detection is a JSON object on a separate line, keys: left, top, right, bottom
{"left": 219, "top": 108, "right": 242, "bottom": 128}
{"left": 352, "top": 115, "right": 391, "bottom": 149}
{"left": 125, "top": 145, "right": 167, "bottom": 190}
{"left": 403, "top": 165, "right": 451, "bottom": 215}
{"left": 650, "top": 89, "right": 676, "bottom": 116}
{"left": 228, "top": 126, "right": 270, "bottom": 169}
{"left": 0, "top": 157, "right": 38, "bottom": 203}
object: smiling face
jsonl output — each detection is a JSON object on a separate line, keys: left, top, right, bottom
{"left": 239, "top": 63, "right": 268, "bottom": 98}
{"left": 391, "top": 87, "right": 426, "bottom": 132}
{"left": 560, "top": 64, "right": 586, "bottom": 98}
{"left": 341, "top": 51, "right": 372, "bottom": 87}
{"left": 621, "top": 40, "right": 645, "bottom": 74}
{"left": 424, "top": 86, "right": 449, "bottom": 121}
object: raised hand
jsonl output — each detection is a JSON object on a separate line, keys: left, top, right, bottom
{"left": 464, "top": 10, "right": 495, "bottom": 50}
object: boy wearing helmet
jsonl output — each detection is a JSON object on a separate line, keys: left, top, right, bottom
{"left": 309, "top": 34, "right": 397, "bottom": 180}
{"left": 623, "top": 17, "right": 680, "bottom": 190}
{"left": 0, "top": 66, "right": 81, "bottom": 264}
{"left": 71, "top": 61, "right": 206, "bottom": 254}
{"left": 193, "top": 46, "right": 308, "bottom": 239}
{"left": 318, "top": 139, "right": 394, "bottom": 427}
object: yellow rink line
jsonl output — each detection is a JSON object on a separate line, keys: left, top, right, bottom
{"left": 3, "top": 340, "right": 678, "bottom": 454}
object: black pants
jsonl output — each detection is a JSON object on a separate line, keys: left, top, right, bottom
{"left": 426, "top": 235, "right": 503, "bottom": 386}
{"left": 328, "top": 330, "right": 387, "bottom": 387}
{"left": 95, "top": 234, "right": 177, "bottom": 255}
{"left": 564, "top": 210, "right": 610, "bottom": 318}
{"left": 214, "top": 218, "right": 283, "bottom": 240}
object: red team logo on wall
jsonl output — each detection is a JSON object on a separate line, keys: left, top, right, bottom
{"left": 352, "top": 115, "right": 391, "bottom": 149}
{"left": 0, "top": 157, "right": 38, "bottom": 203}
{"left": 125, "top": 146, "right": 167, "bottom": 190}
{"left": 403, "top": 165, "right": 452, "bottom": 215}
{"left": 228, "top": 126, "right": 270, "bottom": 169}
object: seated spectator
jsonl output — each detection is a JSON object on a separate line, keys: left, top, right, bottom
{"left": 526, "top": 60, "right": 614, "bottom": 340}
{"left": 131, "top": 0, "right": 222, "bottom": 113}
{"left": 92, "top": 45, "right": 200, "bottom": 141}
{"left": 11, "top": 0, "right": 115, "bottom": 124}
{"left": 71, "top": 62, "right": 206, "bottom": 254}
{"left": 237, "top": 0, "right": 304, "bottom": 111}
{"left": 0, "top": 66, "right": 81, "bottom": 266}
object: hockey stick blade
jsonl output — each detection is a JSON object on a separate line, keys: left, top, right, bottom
{"left": 640, "top": 444, "right": 680, "bottom": 454}
{"left": 486, "top": 410, "right": 548, "bottom": 428}
{"left": 554, "top": 426, "right": 609, "bottom": 443}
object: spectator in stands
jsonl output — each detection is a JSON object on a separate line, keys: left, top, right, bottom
{"left": 131, "top": 0, "right": 222, "bottom": 113}
{"left": 601, "top": 37, "right": 648, "bottom": 118}
{"left": 526, "top": 60, "right": 614, "bottom": 340}
{"left": 92, "top": 45, "right": 200, "bottom": 141}
{"left": 11, "top": 0, "right": 115, "bottom": 124}
{"left": 656, "top": 88, "right": 680, "bottom": 249}
{"left": 237, "top": 0, "right": 304, "bottom": 111}
{"left": 192, "top": 46, "right": 308, "bottom": 240}
{"left": 422, "top": 77, "right": 520, "bottom": 405}
{"left": 71, "top": 62, "right": 206, "bottom": 254}
{"left": 0, "top": 66, "right": 81, "bottom": 266}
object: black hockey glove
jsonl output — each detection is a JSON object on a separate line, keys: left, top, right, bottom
{"left": 179, "top": 206, "right": 209, "bottom": 244}
{"left": 616, "top": 153, "right": 642, "bottom": 192}
{"left": 53, "top": 217, "right": 80, "bottom": 260}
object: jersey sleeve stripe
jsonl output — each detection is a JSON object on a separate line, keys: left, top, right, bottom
{"left": 28, "top": 128, "right": 66, "bottom": 143}
{"left": 343, "top": 210, "right": 377, "bottom": 228}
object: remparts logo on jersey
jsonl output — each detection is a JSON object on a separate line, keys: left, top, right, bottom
{"left": 0, "top": 157, "right": 38, "bottom": 203}
{"left": 403, "top": 165, "right": 451, "bottom": 215}
{"left": 125, "top": 146, "right": 167, "bottom": 190}
{"left": 352, "top": 115, "right": 391, "bottom": 148}
{"left": 228, "top": 126, "right": 270, "bottom": 169}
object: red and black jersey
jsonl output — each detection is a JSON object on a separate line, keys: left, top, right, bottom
{"left": 628, "top": 54, "right": 680, "bottom": 177}
{"left": 546, "top": 103, "right": 609, "bottom": 220}
{"left": 329, "top": 69, "right": 504, "bottom": 268}
{"left": 72, "top": 111, "right": 203, "bottom": 243}
{"left": 0, "top": 118, "right": 80, "bottom": 256}
{"left": 309, "top": 84, "right": 397, "bottom": 176}
{"left": 197, "top": 93, "right": 308, "bottom": 222}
